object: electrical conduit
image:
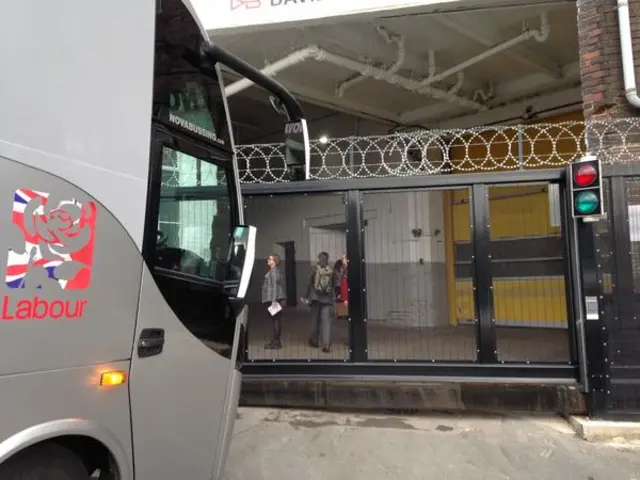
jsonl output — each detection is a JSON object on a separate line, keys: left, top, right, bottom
{"left": 617, "top": 0, "right": 640, "bottom": 108}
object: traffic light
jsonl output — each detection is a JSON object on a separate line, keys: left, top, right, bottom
{"left": 569, "top": 156, "right": 604, "bottom": 219}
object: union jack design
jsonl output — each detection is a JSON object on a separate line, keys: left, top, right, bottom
{"left": 5, "top": 189, "right": 97, "bottom": 290}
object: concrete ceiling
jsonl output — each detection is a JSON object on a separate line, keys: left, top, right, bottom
{"left": 214, "top": 1, "right": 582, "bottom": 142}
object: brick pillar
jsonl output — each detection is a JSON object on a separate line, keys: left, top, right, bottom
{"left": 577, "top": 0, "right": 640, "bottom": 122}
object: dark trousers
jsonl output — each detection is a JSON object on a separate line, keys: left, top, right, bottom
{"left": 266, "top": 303, "right": 282, "bottom": 341}
{"left": 309, "top": 302, "right": 334, "bottom": 347}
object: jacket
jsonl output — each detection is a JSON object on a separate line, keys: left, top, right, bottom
{"left": 261, "top": 266, "right": 286, "bottom": 303}
{"left": 334, "top": 266, "right": 348, "bottom": 302}
{"left": 340, "top": 272, "right": 348, "bottom": 302}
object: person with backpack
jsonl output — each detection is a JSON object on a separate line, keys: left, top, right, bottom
{"left": 305, "top": 251, "right": 337, "bottom": 353}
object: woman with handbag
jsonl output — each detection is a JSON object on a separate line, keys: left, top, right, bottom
{"left": 333, "top": 253, "right": 348, "bottom": 319}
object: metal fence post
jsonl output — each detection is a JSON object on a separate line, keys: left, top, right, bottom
{"left": 471, "top": 184, "right": 498, "bottom": 363}
{"left": 517, "top": 126, "right": 524, "bottom": 170}
{"left": 347, "top": 189, "right": 368, "bottom": 362}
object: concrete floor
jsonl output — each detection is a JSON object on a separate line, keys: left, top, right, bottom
{"left": 247, "top": 309, "right": 571, "bottom": 363}
{"left": 223, "top": 408, "right": 640, "bottom": 480}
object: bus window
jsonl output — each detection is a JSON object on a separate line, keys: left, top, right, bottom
{"left": 153, "top": 43, "right": 230, "bottom": 147}
{"left": 168, "top": 81, "right": 217, "bottom": 141}
{"left": 157, "top": 146, "right": 232, "bottom": 282}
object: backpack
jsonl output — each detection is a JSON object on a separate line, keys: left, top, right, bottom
{"left": 313, "top": 265, "right": 333, "bottom": 295}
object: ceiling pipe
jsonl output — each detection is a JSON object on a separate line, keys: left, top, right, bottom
{"left": 225, "top": 45, "right": 322, "bottom": 97}
{"left": 336, "top": 25, "right": 406, "bottom": 97}
{"left": 224, "top": 44, "right": 486, "bottom": 111}
{"left": 473, "top": 82, "right": 495, "bottom": 103}
{"left": 617, "top": 0, "right": 640, "bottom": 108}
{"left": 449, "top": 72, "right": 465, "bottom": 95}
{"left": 315, "top": 48, "right": 487, "bottom": 111}
{"left": 428, "top": 50, "right": 437, "bottom": 79}
{"left": 416, "top": 13, "right": 550, "bottom": 92}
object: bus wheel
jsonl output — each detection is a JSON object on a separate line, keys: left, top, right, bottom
{"left": 0, "top": 442, "right": 89, "bottom": 479}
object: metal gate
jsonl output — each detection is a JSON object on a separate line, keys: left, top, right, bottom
{"left": 240, "top": 169, "right": 579, "bottom": 382}
{"left": 586, "top": 165, "right": 640, "bottom": 418}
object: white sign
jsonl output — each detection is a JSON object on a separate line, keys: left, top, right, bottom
{"left": 284, "top": 122, "right": 303, "bottom": 134}
{"left": 196, "top": 0, "right": 469, "bottom": 33}
{"left": 584, "top": 296, "right": 599, "bottom": 321}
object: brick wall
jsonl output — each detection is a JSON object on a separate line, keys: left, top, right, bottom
{"left": 577, "top": 0, "right": 640, "bottom": 120}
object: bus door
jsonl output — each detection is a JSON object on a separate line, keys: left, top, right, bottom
{"left": 128, "top": 126, "right": 251, "bottom": 479}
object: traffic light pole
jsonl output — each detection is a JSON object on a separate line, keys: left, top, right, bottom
{"left": 569, "top": 156, "right": 609, "bottom": 417}
{"left": 563, "top": 186, "right": 590, "bottom": 393}
{"left": 577, "top": 219, "right": 608, "bottom": 417}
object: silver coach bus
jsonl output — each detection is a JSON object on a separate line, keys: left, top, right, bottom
{"left": 0, "top": 0, "right": 310, "bottom": 478}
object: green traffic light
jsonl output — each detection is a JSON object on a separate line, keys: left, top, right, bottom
{"left": 575, "top": 191, "right": 599, "bottom": 215}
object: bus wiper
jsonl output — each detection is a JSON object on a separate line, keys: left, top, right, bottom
{"left": 201, "top": 42, "right": 304, "bottom": 123}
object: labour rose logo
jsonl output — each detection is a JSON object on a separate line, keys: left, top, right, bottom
{"left": 5, "top": 189, "right": 97, "bottom": 290}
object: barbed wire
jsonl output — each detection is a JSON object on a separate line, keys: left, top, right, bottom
{"left": 235, "top": 118, "right": 640, "bottom": 184}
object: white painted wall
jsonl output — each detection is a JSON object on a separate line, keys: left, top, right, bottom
{"left": 363, "top": 190, "right": 447, "bottom": 327}
{"left": 245, "top": 190, "right": 448, "bottom": 328}
{"left": 309, "top": 227, "right": 346, "bottom": 263}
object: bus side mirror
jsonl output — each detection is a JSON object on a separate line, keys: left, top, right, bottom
{"left": 225, "top": 225, "right": 257, "bottom": 300}
{"left": 284, "top": 119, "right": 310, "bottom": 181}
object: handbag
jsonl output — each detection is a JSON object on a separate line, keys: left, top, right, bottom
{"left": 335, "top": 301, "right": 348, "bottom": 318}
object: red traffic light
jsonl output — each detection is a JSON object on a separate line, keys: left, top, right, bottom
{"left": 574, "top": 163, "right": 598, "bottom": 187}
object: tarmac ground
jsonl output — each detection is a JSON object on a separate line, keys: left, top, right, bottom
{"left": 223, "top": 407, "right": 640, "bottom": 480}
